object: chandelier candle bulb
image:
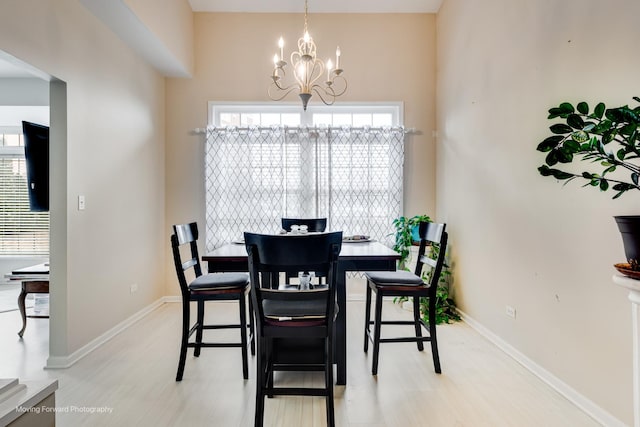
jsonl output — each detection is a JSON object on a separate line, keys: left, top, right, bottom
{"left": 326, "top": 59, "right": 333, "bottom": 80}
{"left": 278, "top": 37, "right": 284, "bottom": 61}
{"left": 336, "top": 46, "right": 340, "bottom": 69}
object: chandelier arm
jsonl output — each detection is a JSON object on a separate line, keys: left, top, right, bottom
{"left": 311, "top": 85, "right": 337, "bottom": 106}
{"left": 272, "top": 75, "right": 298, "bottom": 92}
{"left": 328, "top": 75, "right": 347, "bottom": 97}
{"left": 269, "top": 84, "right": 298, "bottom": 101}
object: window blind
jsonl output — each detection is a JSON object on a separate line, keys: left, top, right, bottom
{"left": 0, "top": 135, "right": 49, "bottom": 255}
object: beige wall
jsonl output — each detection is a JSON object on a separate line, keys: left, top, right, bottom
{"left": 437, "top": 0, "right": 638, "bottom": 423}
{"left": 165, "top": 13, "right": 437, "bottom": 293}
{"left": 125, "top": 0, "right": 195, "bottom": 75}
{"left": 0, "top": 0, "right": 166, "bottom": 357}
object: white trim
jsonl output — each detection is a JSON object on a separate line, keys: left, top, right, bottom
{"left": 458, "top": 310, "right": 626, "bottom": 427}
{"left": 163, "top": 295, "right": 181, "bottom": 303}
{"left": 45, "top": 297, "right": 170, "bottom": 369}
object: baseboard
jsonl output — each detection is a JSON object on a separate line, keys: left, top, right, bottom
{"left": 45, "top": 296, "right": 172, "bottom": 369}
{"left": 458, "top": 310, "right": 626, "bottom": 427}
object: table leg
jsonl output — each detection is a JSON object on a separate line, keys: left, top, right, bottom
{"left": 17, "top": 288, "right": 27, "bottom": 338}
{"left": 336, "top": 266, "right": 347, "bottom": 385}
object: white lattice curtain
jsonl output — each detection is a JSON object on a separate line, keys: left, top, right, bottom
{"left": 204, "top": 126, "right": 404, "bottom": 252}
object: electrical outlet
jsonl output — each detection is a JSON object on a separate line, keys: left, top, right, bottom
{"left": 130, "top": 283, "right": 138, "bottom": 294}
{"left": 505, "top": 305, "right": 516, "bottom": 319}
{"left": 78, "top": 195, "right": 86, "bottom": 210}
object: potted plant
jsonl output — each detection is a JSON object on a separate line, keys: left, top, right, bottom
{"left": 391, "top": 215, "right": 460, "bottom": 324}
{"left": 536, "top": 97, "right": 640, "bottom": 270}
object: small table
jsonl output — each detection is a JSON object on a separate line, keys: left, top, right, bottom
{"left": 9, "top": 263, "right": 50, "bottom": 338}
{"left": 203, "top": 240, "right": 400, "bottom": 385}
{"left": 613, "top": 273, "right": 640, "bottom": 427}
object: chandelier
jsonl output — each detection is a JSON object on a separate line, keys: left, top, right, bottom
{"left": 268, "top": 0, "right": 347, "bottom": 111}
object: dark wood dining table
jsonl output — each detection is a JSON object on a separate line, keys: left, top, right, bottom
{"left": 7, "top": 263, "right": 50, "bottom": 337}
{"left": 203, "top": 239, "right": 400, "bottom": 385}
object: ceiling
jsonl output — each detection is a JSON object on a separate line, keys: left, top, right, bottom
{"left": 188, "top": 0, "right": 443, "bottom": 13}
{"left": 0, "top": 0, "right": 443, "bottom": 80}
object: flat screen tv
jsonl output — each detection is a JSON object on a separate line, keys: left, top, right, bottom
{"left": 22, "top": 121, "right": 49, "bottom": 212}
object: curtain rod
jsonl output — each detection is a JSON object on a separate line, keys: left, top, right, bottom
{"left": 192, "top": 126, "right": 419, "bottom": 135}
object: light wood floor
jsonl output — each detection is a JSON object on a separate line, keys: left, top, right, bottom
{"left": 0, "top": 296, "right": 601, "bottom": 426}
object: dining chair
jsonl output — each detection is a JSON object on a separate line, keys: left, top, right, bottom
{"left": 363, "top": 221, "right": 448, "bottom": 375}
{"left": 245, "top": 231, "right": 342, "bottom": 427}
{"left": 280, "top": 217, "right": 328, "bottom": 286}
{"left": 171, "top": 222, "right": 254, "bottom": 381}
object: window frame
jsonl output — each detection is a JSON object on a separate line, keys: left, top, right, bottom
{"left": 208, "top": 102, "right": 404, "bottom": 127}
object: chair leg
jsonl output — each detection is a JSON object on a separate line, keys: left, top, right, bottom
{"left": 248, "top": 296, "right": 256, "bottom": 356}
{"left": 266, "top": 341, "right": 274, "bottom": 398}
{"left": 413, "top": 296, "right": 424, "bottom": 351}
{"left": 371, "top": 291, "right": 383, "bottom": 375}
{"left": 364, "top": 283, "right": 372, "bottom": 352}
{"left": 429, "top": 297, "right": 442, "bottom": 374}
{"left": 239, "top": 295, "right": 249, "bottom": 380}
{"left": 254, "top": 338, "right": 265, "bottom": 427}
{"left": 176, "top": 299, "right": 190, "bottom": 381}
{"left": 325, "top": 337, "right": 335, "bottom": 427}
{"left": 194, "top": 300, "right": 205, "bottom": 357}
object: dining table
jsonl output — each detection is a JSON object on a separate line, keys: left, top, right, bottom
{"left": 202, "top": 238, "right": 400, "bottom": 385}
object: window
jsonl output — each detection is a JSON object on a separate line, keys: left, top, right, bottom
{"left": 210, "top": 103, "right": 401, "bottom": 128}
{"left": 205, "top": 103, "right": 403, "bottom": 252}
{"left": 0, "top": 127, "right": 49, "bottom": 255}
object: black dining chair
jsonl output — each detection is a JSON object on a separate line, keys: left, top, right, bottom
{"left": 171, "top": 222, "right": 254, "bottom": 381}
{"left": 281, "top": 217, "right": 328, "bottom": 286}
{"left": 363, "top": 221, "right": 448, "bottom": 375}
{"left": 245, "top": 231, "right": 342, "bottom": 427}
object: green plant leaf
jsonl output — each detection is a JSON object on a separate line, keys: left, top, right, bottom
{"left": 544, "top": 151, "right": 558, "bottom": 166}
{"left": 563, "top": 140, "right": 580, "bottom": 152}
{"left": 605, "top": 108, "right": 624, "bottom": 122}
{"left": 593, "top": 102, "right": 606, "bottom": 119}
{"left": 558, "top": 102, "right": 575, "bottom": 114}
{"left": 592, "top": 120, "right": 612, "bottom": 134}
{"left": 621, "top": 123, "right": 638, "bottom": 136}
{"left": 538, "top": 165, "right": 574, "bottom": 180}
{"left": 570, "top": 131, "right": 589, "bottom": 143}
{"left": 617, "top": 148, "right": 627, "bottom": 160}
{"left": 550, "top": 123, "right": 572, "bottom": 134}
{"left": 536, "top": 135, "right": 563, "bottom": 152}
{"left": 557, "top": 147, "right": 573, "bottom": 163}
{"left": 577, "top": 102, "right": 589, "bottom": 115}
{"left": 547, "top": 107, "right": 564, "bottom": 119}
{"left": 602, "top": 131, "right": 615, "bottom": 144}
{"left": 567, "top": 114, "right": 585, "bottom": 129}
{"left": 538, "top": 97, "right": 640, "bottom": 198}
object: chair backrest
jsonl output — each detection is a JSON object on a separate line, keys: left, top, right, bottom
{"left": 171, "top": 222, "right": 203, "bottom": 296}
{"left": 415, "top": 222, "right": 448, "bottom": 293}
{"left": 245, "top": 232, "right": 342, "bottom": 330}
{"left": 281, "top": 217, "right": 328, "bottom": 233}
